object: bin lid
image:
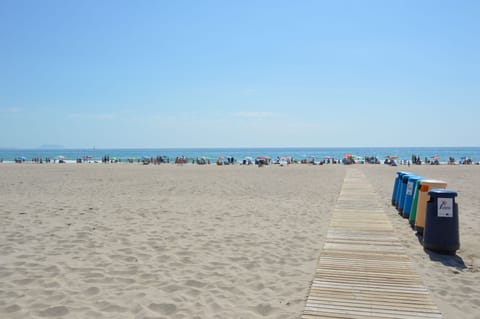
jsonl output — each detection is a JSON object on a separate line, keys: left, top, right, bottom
{"left": 408, "top": 175, "right": 423, "bottom": 182}
{"left": 428, "top": 188, "right": 457, "bottom": 197}
{"left": 402, "top": 173, "right": 417, "bottom": 181}
{"left": 420, "top": 179, "right": 447, "bottom": 185}
{"left": 420, "top": 180, "right": 447, "bottom": 192}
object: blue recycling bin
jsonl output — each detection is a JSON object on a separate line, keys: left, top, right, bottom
{"left": 392, "top": 171, "right": 408, "bottom": 206}
{"left": 398, "top": 173, "right": 416, "bottom": 213}
{"left": 423, "top": 189, "right": 460, "bottom": 254}
{"left": 393, "top": 171, "right": 410, "bottom": 207}
{"left": 402, "top": 175, "right": 423, "bottom": 218}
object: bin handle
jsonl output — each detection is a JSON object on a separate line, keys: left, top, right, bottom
{"left": 420, "top": 184, "right": 429, "bottom": 192}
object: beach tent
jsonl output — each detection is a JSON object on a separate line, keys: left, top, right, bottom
{"left": 255, "top": 156, "right": 271, "bottom": 166}
{"left": 431, "top": 155, "right": 440, "bottom": 165}
{"left": 342, "top": 154, "right": 354, "bottom": 165}
{"left": 243, "top": 156, "right": 253, "bottom": 165}
{"left": 353, "top": 156, "right": 365, "bottom": 164}
{"left": 196, "top": 157, "right": 209, "bottom": 165}
{"left": 278, "top": 157, "right": 289, "bottom": 166}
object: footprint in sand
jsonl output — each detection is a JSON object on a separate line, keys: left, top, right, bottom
{"left": 1, "top": 304, "right": 21, "bottom": 313}
{"left": 161, "top": 284, "right": 183, "bottom": 293}
{"left": 13, "top": 278, "right": 35, "bottom": 285}
{"left": 83, "top": 287, "right": 100, "bottom": 296}
{"left": 185, "top": 287, "right": 201, "bottom": 297}
{"left": 37, "top": 306, "right": 69, "bottom": 317}
{"left": 251, "top": 303, "right": 274, "bottom": 316}
{"left": 148, "top": 303, "right": 177, "bottom": 315}
{"left": 472, "top": 299, "right": 480, "bottom": 307}
{"left": 102, "top": 304, "right": 129, "bottom": 312}
{"left": 185, "top": 279, "right": 206, "bottom": 288}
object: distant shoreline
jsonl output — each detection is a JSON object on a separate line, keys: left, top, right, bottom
{"left": 1, "top": 146, "right": 479, "bottom": 164}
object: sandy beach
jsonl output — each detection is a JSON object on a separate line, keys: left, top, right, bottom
{"left": 0, "top": 163, "right": 479, "bottom": 318}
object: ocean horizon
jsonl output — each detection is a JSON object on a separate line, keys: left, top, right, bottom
{"left": 1, "top": 147, "right": 479, "bottom": 163}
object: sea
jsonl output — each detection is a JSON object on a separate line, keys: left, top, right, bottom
{"left": 0, "top": 147, "right": 479, "bottom": 164}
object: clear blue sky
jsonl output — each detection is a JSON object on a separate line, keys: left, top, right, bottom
{"left": 1, "top": 0, "right": 479, "bottom": 148}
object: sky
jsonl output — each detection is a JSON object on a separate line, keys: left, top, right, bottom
{"left": 1, "top": 0, "right": 479, "bottom": 148}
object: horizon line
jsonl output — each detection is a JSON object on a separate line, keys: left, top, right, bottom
{"left": 1, "top": 146, "right": 480, "bottom": 150}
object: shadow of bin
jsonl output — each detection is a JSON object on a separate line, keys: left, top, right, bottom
{"left": 415, "top": 179, "right": 447, "bottom": 235}
{"left": 423, "top": 189, "right": 459, "bottom": 254}
{"left": 392, "top": 171, "right": 410, "bottom": 206}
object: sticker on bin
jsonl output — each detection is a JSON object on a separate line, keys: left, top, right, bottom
{"left": 406, "top": 181, "right": 414, "bottom": 195}
{"left": 438, "top": 198, "right": 453, "bottom": 217}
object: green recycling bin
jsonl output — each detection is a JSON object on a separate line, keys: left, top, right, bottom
{"left": 409, "top": 179, "right": 424, "bottom": 227}
{"left": 402, "top": 175, "right": 422, "bottom": 218}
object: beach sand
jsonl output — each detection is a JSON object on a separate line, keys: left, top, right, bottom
{"left": 0, "top": 163, "right": 479, "bottom": 318}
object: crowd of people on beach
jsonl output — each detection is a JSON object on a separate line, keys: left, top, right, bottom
{"left": 3, "top": 154, "right": 479, "bottom": 166}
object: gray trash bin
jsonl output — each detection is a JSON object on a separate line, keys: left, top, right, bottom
{"left": 423, "top": 189, "right": 460, "bottom": 254}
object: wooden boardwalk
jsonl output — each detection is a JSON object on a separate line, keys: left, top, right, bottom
{"left": 302, "top": 168, "right": 442, "bottom": 319}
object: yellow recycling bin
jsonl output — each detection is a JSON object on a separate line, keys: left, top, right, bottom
{"left": 415, "top": 179, "right": 447, "bottom": 235}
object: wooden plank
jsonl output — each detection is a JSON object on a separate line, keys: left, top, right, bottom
{"left": 307, "top": 289, "right": 437, "bottom": 304}
{"left": 305, "top": 298, "right": 440, "bottom": 311}
{"left": 302, "top": 168, "right": 442, "bottom": 319}
{"left": 303, "top": 306, "right": 442, "bottom": 319}
{"left": 307, "top": 302, "right": 439, "bottom": 318}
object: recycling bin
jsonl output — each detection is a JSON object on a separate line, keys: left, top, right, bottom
{"left": 423, "top": 189, "right": 459, "bottom": 254}
{"left": 398, "top": 173, "right": 416, "bottom": 214}
{"left": 395, "top": 171, "right": 411, "bottom": 209}
{"left": 395, "top": 172, "right": 413, "bottom": 209}
{"left": 415, "top": 179, "right": 447, "bottom": 234}
{"left": 409, "top": 179, "right": 424, "bottom": 227}
{"left": 392, "top": 171, "right": 409, "bottom": 206}
{"left": 402, "top": 175, "right": 423, "bottom": 218}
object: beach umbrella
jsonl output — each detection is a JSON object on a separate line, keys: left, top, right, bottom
{"left": 57, "top": 155, "right": 65, "bottom": 160}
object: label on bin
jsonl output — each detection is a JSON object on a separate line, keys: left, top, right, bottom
{"left": 406, "top": 181, "right": 414, "bottom": 195}
{"left": 438, "top": 198, "right": 453, "bottom": 217}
